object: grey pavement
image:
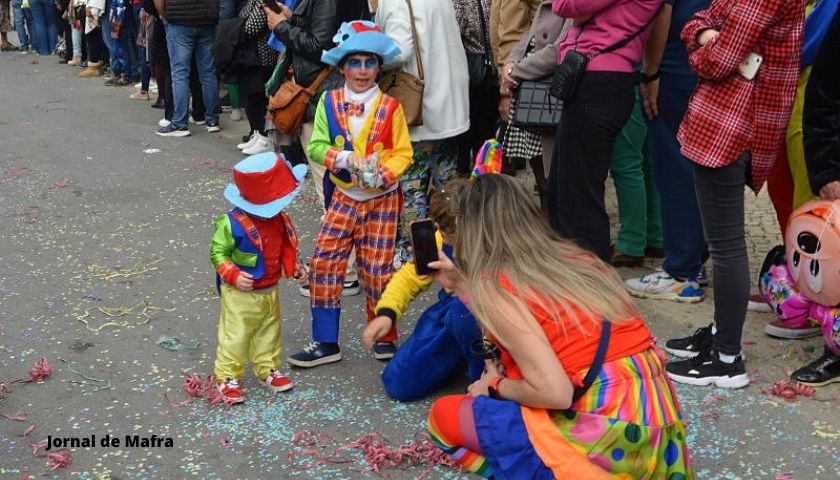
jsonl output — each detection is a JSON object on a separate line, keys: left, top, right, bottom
{"left": 1, "top": 49, "right": 839, "bottom": 480}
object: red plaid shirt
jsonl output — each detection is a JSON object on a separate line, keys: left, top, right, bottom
{"left": 677, "top": 0, "right": 804, "bottom": 191}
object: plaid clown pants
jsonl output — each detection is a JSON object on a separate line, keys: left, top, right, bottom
{"left": 310, "top": 188, "right": 402, "bottom": 344}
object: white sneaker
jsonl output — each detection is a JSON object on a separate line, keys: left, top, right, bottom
{"left": 625, "top": 268, "right": 705, "bottom": 303}
{"left": 237, "top": 131, "right": 258, "bottom": 150}
{"left": 158, "top": 118, "right": 171, "bottom": 127}
{"left": 189, "top": 116, "right": 206, "bottom": 126}
{"left": 242, "top": 135, "right": 272, "bottom": 155}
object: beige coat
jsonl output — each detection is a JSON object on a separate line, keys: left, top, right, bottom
{"left": 489, "top": 0, "right": 540, "bottom": 72}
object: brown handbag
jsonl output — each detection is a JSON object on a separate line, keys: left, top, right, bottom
{"left": 378, "top": 0, "right": 424, "bottom": 126}
{"left": 268, "top": 68, "right": 333, "bottom": 134}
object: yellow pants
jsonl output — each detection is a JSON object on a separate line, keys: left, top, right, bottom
{"left": 214, "top": 285, "right": 283, "bottom": 381}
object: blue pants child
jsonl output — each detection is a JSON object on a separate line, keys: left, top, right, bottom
{"left": 381, "top": 289, "right": 484, "bottom": 402}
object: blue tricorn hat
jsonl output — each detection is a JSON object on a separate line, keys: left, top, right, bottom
{"left": 321, "top": 20, "right": 401, "bottom": 67}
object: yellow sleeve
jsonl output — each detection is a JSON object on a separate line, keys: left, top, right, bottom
{"left": 379, "top": 104, "right": 414, "bottom": 189}
{"left": 375, "top": 231, "right": 445, "bottom": 324}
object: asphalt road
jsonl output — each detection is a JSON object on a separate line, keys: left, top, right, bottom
{"left": 2, "top": 49, "right": 840, "bottom": 480}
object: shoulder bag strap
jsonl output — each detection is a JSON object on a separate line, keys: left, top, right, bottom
{"left": 591, "top": 4, "right": 663, "bottom": 58}
{"left": 571, "top": 320, "right": 611, "bottom": 403}
{"left": 305, "top": 67, "right": 334, "bottom": 95}
{"left": 404, "top": 0, "right": 425, "bottom": 80}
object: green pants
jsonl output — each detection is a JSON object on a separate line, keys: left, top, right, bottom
{"left": 610, "top": 89, "right": 662, "bottom": 257}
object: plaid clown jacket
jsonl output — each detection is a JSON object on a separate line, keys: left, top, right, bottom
{"left": 677, "top": 0, "right": 805, "bottom": 191}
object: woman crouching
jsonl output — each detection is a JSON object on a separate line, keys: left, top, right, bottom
{"left": 426, "top": 174, "right": 694, "bottom": 479}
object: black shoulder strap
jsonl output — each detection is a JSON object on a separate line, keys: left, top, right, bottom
{"left": 591, "top": 4, "right": 663, "bottom": 59}
{"left": 572, "top": 320, "right": 611, "bottom": 403}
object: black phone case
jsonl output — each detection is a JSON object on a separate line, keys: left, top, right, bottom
{"left": 411, "top": 221, "right": 438, "bottom": 276}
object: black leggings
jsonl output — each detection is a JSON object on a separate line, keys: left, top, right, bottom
{"left": 85, "top": 27, "right": 105, "bottom": 63}
{"left": 694, "top": 153, "right": 751, "bottom": 356}
{"left": 240, "top": 66, "right": 273, "bottom": 135}
{"left": 547, "top": 71, "right": 636, "bottom": 261}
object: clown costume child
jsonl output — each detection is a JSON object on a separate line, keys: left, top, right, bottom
{"left": 287, "top": 21, "right": 413, "bottom": 367}
{"left": 210, "top": 152, "right": 308, "bottom": 403}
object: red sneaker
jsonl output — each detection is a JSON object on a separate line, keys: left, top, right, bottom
{"left": 217, "top": 378, "right": 245, "bottom": 404}
{"left": 262, "top": 370, "right": 293, "bottom": 392}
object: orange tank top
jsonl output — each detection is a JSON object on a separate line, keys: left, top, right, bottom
{"left": 495, "top": 278, "right": 653, "bottom": 386}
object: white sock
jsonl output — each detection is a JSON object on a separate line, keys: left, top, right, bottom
{"left": 711, "top": 325, "right": 717, "bottom": 336}
{"left": 718, "top": 352, "right": 737, "bottom": 364}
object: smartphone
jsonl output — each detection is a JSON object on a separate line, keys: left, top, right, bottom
{"left": 263, "top": 0, "right": 282, "bottom": 14}
{"left": 410, "top": 219, "right": 438, "bottom": 276}
{"left": 737, "top": 52, "right": 763, "bottom": 80}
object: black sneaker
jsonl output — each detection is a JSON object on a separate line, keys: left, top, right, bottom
{"left": 666, "top": 349, "right": 750, "bottom": 389}
{"left": 791, "top": 346, "right": 840, "bottom": 387}
{"left": 156, "top": 123, "right": 191, "bottom": 137}
{"left": 206, "top": 122, "right": 221, "bottom": 133}
{"left": 373, "top": 341, "right": 397, "bottom": 360}
{"left": 288, "top": 341, "right": 342, "bottom": 368}
{"left": 664, "top": 324, "right": 713, "bottom": 358}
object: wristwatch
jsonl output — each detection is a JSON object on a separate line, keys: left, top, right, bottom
{"left": 487, "top": 376, "right": 505, "bottom": 400}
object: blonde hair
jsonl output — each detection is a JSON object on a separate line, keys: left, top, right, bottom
{"left": 452, "top": 175, "right": 639, "bottom": 341}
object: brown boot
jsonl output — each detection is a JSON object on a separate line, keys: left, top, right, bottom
{"left": 79, "top": 62, "right": 103, "bottom": 77}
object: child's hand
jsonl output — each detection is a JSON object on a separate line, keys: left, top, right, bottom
{"left": 292, "top": 262, "right": 309, "bottom": 286}
{"left": 235, "top": 272, "right": 254, "bottom": 291}
{"left": 362, "top": 316, "right": 393, "bottom": 350}
{"left": 346, "top": 153, "right": 369, "bottom": 171}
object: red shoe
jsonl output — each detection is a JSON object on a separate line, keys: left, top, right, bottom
{"left": 217, "top": 378, "right": 245, "bottom": 404}
{"left": 261, "top": 370, "right": 293, "bottom": 392}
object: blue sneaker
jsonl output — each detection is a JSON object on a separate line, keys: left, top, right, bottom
{"left": 691, "top": 267, "right": 709, "bottom": 287}
{"left": 625, "top": 268, "right": 705, "bottom": 303}
{"left": 287, "top": 341, "right": 342, "bottom": 368}
{"left": 156, "top": 123, "right": 190, "bottom": 137}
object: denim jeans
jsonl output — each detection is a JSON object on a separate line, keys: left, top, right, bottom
{"left": 28, "top": 0, "right": 58, "bottom": 55}
{"left": 110, "top": 26, "right": 134, "bottom": 75}
{"left": 12, "top": 0, "right": 34, "bottom": 51}
{"left": 693, "top": 153, "right": 751, "bottom": 356}
{"left": 647, "top": 81, "right": 709, "bottom": 277}
{"left": 100, "top": 0, "right": 114, "bottom": 56}
{"left": 165, "top": 23, "right": 219, "bottom": 128}
{"left": 219, "top": 0, "right": 247, "bottom": 20}
{"left": 71, "top": 27, "right": 82, "bottom": 56}
{"left": 134, "top": 4, "right": 150, "bottom": 90}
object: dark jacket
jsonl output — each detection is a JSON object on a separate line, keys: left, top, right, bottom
{"left": 164, "top": 0, "right": 219, "bottom": 26}
{"left": 142, "top": 0, "right": 169, "bottom": 66}
{"left": 272, "top": 0, "right": 338, "bottom": 88}
{"left": 271, "top": 0, "right": 369, "bottom": 120}
{"left": 804, "top": 10, "right": 840, "bottom": 195}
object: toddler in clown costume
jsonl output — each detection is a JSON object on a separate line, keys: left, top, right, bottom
{"left": 210, "top": 152, "right": 308, "bottom": 403}
{"left": 287, "top": 21, "right": 413, "bottom": 367}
